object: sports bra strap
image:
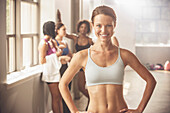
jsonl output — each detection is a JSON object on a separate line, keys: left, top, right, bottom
{"left": 88, "top": 48, "right": 90, "bottom": 57}
{"left": 88, "top": 38, "right": 90, "bottom": 43}
{"left": 44, "top": 38, "right": 51, "bottom": 47}
{"left": 76, "top": 37, "right": 78, "bottom": 44}
{"left": 118, "top": 47, "right": 120, "bottom": 58}
{"left": 44, "top": 38, "right": 48, "bottom": 42}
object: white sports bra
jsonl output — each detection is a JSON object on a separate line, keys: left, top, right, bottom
{"left": 85, "top": 48, "right": 124, "bottom": 86}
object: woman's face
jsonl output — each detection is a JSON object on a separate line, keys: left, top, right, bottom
{"left": 93, "top": 14, "right": 115, "bottom": 43}
{"left": 79, "top": 23, "right": 88, "bottom": 34}
{"left": 57, "top": 25, "right": 66, "bottom": 37}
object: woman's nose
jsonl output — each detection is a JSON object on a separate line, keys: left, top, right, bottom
{"left": 101, "top": 26, "right": 107, "bottom": 33}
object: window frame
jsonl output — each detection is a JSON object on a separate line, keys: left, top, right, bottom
{"left": 6, "top": 0, "right": 40, "bottom": 74}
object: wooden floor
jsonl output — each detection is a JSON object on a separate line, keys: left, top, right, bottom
{"left": 74, "top": 70, "right": 170, "bottom": 113}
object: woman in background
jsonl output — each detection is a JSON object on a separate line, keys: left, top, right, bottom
{"left": 54, "top": 22, "right": 72, "bottom": 113}
{"left": 39, "top": 21, "right": 67, "bottom": 113}
{"left": 66, "top": 20, "right": 93, "bottom": 99}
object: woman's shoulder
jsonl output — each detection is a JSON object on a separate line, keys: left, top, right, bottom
{"left": 88, "top": 37, "right": 92, "bottom": 41}
{"left": 77, "top": 49, "right": 88, "bottom": 57}
{"left": 72, "top": 49, "right": 88, "bottom": 66}
{"left": 88, "top": 37, "right": 93, "bottom": 45}
{"left": 87, "top": 36, "right": 92, "bottom": 40}
{"left": 73, "top": 49, "right": 88, "bottom": 60}
{"left": 119, "top": 48, "right": 137, "bottom": 65}
{"left": 38, "top": 39, "right": 47, "bottom": 50}
{"left": 39, "top": 39, "right": 47, "bottom": 46}
{"left": 62, "top": 39, "right": 68, "bottom": 44}
{"left": 51, "top": 39, "right": 56, "bottom": 43}
{"left": 120, "top": 48, "right": 135, "bottom": 56}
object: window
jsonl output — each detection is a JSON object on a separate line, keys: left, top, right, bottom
{"left": 21, "top": 1, "right": 39, "bottom": 68}
{"left": 135, "top": 5, "right": 170, "bottom": 46}
{"left": 6, "top": 0, "right": 39, "bottom": 73}
{"left": 6, "top": 0, "right": 16, "bottom": 73}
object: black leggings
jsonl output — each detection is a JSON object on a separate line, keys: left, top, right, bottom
{"left": 60, "top": 64, "right": 72, "bottom": 113}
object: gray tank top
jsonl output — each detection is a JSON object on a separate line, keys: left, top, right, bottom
{"left": 85, "top": 48, "right": 124, "bottom": 86}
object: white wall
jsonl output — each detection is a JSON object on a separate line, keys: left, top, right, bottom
{"left": 40, "top": 0, "right": 56, "bottom": 39}
{"left": 0, "top": 0, "right": 6, "bottom": 83}
{"left": 0, "top": 75, "right": 50, "bottom": 113}
{"left": 55, "top": 0, "right": 71, "bottom": 32}
{"left": 109, "top": 5, "right": 136, "bottom": 70}
{"left": 0, "top": 0, "right": 8, "bottom": 112}
{"left": 136, "top": 46, "right": 170, "bottom": 65}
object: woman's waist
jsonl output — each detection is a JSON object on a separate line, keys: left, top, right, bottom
{"left": 88, "top": 95, "right": 126, "bottom": 107}
{"left": 88, "top": 101, "right": 127, "bottom": 113}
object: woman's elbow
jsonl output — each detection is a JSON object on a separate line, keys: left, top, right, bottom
{"left": 39, "top": 58, "right": 46, "bottom": 64}
{"left": 59, "top": 81, "right": 67, "bottom": 92}
{"left": 59, "top": 82, "right": 63, "bottom": 91}
{"left": 153, "top": 78, "right": 157, "bottom": 86}
{"left": 147, "top": 76, "right": 157, "bottom": 88}
{"left": 151, "top": 75, "right": 157, "bottom": 85}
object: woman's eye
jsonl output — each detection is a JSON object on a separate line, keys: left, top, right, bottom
{"left": 107, "top": 25, "right": 112, "bottom": 27}
{"left": 96, "top": 25, "right": 101, "bottom": 27}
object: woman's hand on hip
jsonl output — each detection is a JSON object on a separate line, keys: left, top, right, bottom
{"left": 119, "top": 108, "right": 142, "bottom": 113}
{"left": 76, "top": 111, "right": 93, "bottom": 113}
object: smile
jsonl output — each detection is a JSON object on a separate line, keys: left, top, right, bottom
{"left": 100, "top": 34, "right": 109, "bottom": 37}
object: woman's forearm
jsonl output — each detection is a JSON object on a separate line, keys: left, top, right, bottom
{"left": 59, "top": 82, "right": 78, "bottom": 113}
{"left": 56, "top": 50, "right": 63, "bottom": 57}
{"left": 39, "top": 56, "right": 46, "bottom": 64}
{"left": 66, "top": 34, "right": 74, "bottom": 40}
{"left": 137, "top": 78, "right": 156, "bottom": 112}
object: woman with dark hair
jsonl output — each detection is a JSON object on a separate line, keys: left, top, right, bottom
{"left": 54, "top": 22, "right": 72, "bottom": 113}
{"left": 59, "top": 6, "right": 156, "bottom": 113}
{"left": 66, "top": 20, "right": 93, "bottom": 100}
{"left": 39, "top": 21, "right": 70, "bottom": 113}
{"left": 54, "top": 22, "right": 72, "bottom": 87}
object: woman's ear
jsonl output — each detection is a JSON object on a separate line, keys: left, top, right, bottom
{"left": 55, "top": 29, "right": 58, "bottom": 34}
{"left": 90, "top": 21, "right": 94, "bottom": 27}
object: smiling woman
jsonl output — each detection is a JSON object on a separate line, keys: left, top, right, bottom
{"left": 59, "top": 5, "right": 156, "bottom": 113}
{"left": 93, "top": 14, "right": 114, "bottom": 44}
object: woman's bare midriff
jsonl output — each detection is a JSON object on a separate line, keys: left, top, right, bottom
{"left": 87, "top": 84, "right": 127, "bottom": 113}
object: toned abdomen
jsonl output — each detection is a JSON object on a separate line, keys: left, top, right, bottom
{"left": 87, "top": 84, "right": 127, "bottom": 113}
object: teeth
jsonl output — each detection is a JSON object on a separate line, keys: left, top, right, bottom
{"left": 101, "top": 34, "right": 107, "bottom": 36}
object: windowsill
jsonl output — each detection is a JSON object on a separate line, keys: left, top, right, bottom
{"left": 5, "top": 65, "right": 43, "bottom": 87}
{"left": 135, "top": 44, "right": 170, "bottom": 47}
